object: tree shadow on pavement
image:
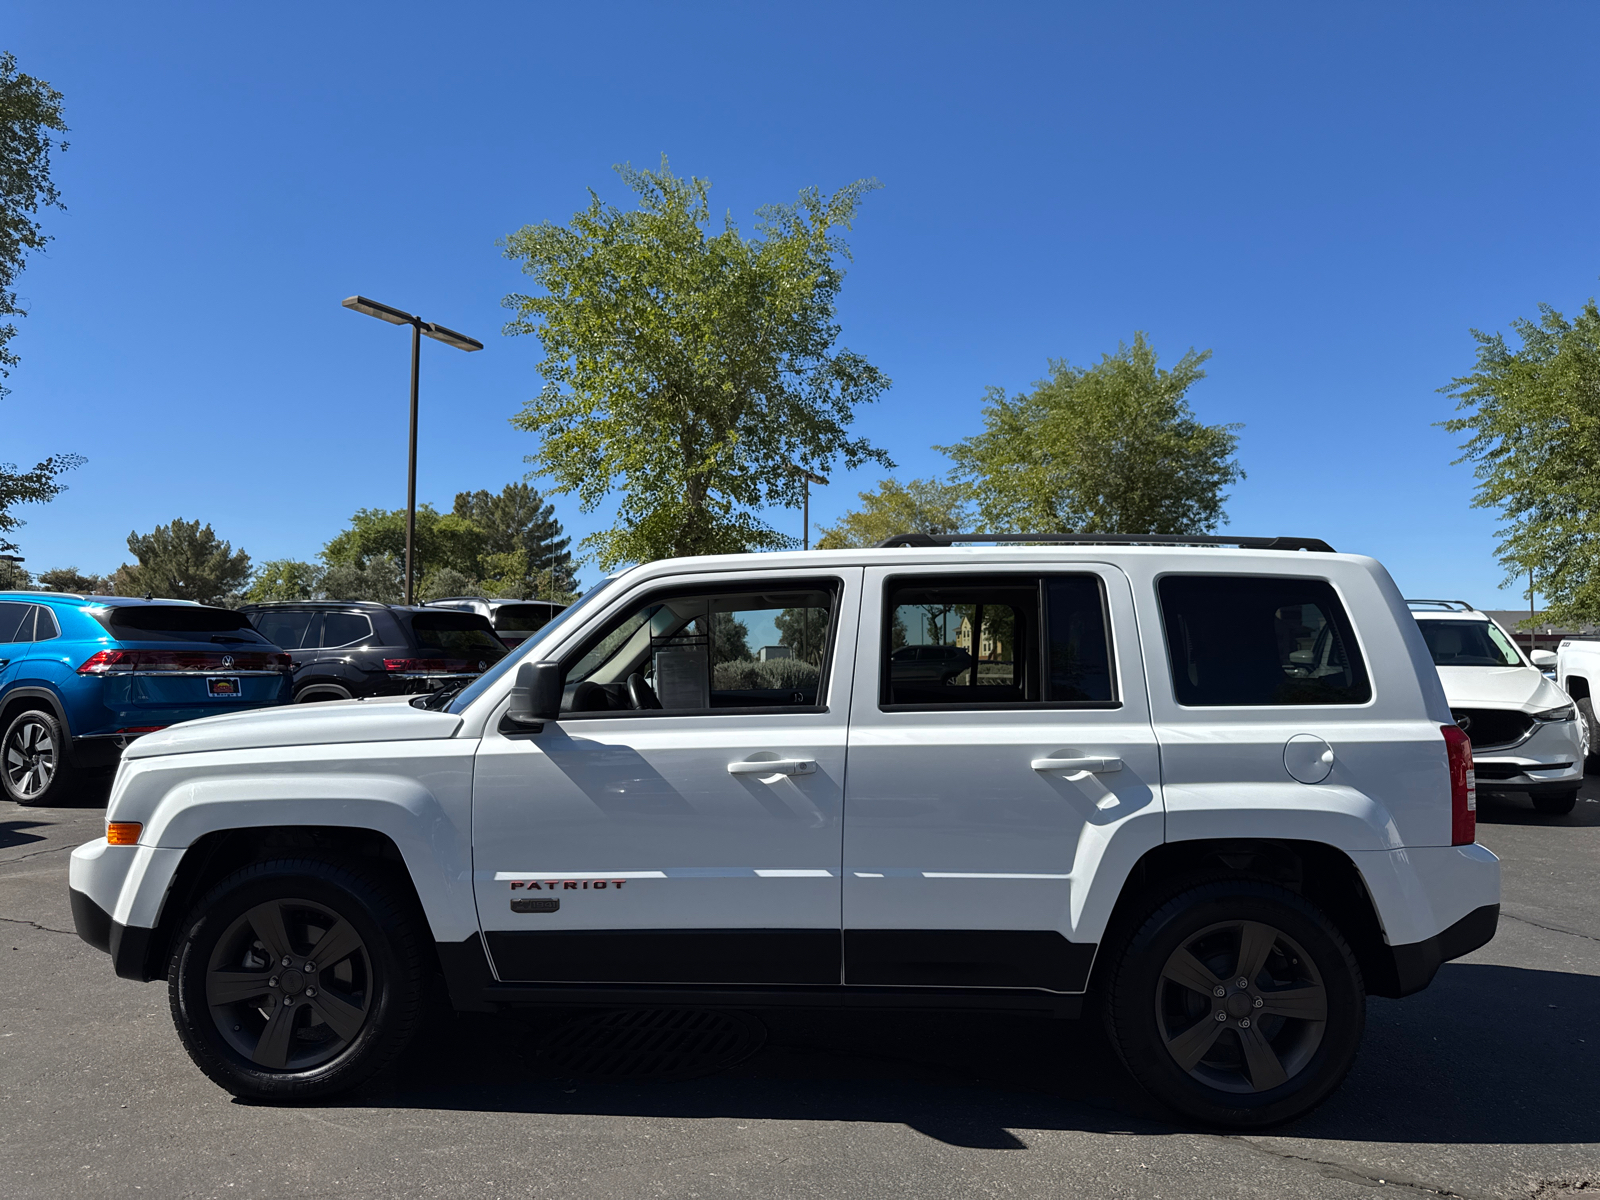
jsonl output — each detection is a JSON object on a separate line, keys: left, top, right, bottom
{"left": 320, "top": 962, "right": 1599, "bottom": 1148}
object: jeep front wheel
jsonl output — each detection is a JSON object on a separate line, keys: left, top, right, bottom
{"left": 168, "top": 857, "right": 426, "bottom": 1100}
{"left": 1104, "top": 881, "right": 1365, "bottom": 1128}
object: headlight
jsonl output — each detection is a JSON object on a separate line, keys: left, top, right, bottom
{"left": 1532, "top": 703, "right": 1576, "bottom": 722}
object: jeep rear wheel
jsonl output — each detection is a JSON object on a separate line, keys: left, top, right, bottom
{"left": 168, "top": 857, "right": 426, "bottom": 1100}
{"left": 1104, "top": 880, "right": 1364, "bottom": 1128}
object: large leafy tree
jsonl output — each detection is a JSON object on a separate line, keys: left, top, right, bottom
{"left": 321, "top": 505, "right": 484, "bottom": 582}
{"left": 814, "top": 477, "right": 973, "bottom": 548}
{"left": 117, "top": 519, "right": 252, "bottom": 605}
{"left": 940, "top": 334, "right": 1243, "bottom": 535}
{"left": 0, "top": 54, "right": 79, "bottom": 555}
{"left": 1442, "top": 297, "right": 1600, "bottom": 625}
{"left": 501, "top": 158, "right": 893, "bottom": 569}
{"left": 452, "top": 482, "right": 574, "bottom": 599}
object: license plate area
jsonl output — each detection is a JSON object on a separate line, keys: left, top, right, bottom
{"left": 207, "top": 677, "right": 243, "bottom": 698}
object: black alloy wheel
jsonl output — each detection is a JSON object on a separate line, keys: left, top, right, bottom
{"left": 204, "top": 897, "right": 374, "bottom": 1071}
{"left": 1, "top": 709, "right": 76, "bottom": 806}
{"left": 1154, "top": 920, "right": 1327, "bottom": 1094}
{"left": 169, "top": 858, "right": 426, "bottom": 1100}
{"left": 1104, "top": 880, "right": 1364, "bottom": 1128}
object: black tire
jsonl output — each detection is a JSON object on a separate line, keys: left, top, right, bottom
{"left": 1102, "top": 880, "right": 1365, "bottom": 1128}
{"left": 294, "top": 685, "right": 352, "bottom": 704}
{"left": 1, "top": 708, "right": 80, "bottom": 807}
{"left": 1531, "top": 788, "right": 1579, "bottom": 816}
{"left": 168, "top": 857, "right": 427, "bottom": 1101}
{"left": 1579, "top": 697, "right": 1600, "bottom": 773}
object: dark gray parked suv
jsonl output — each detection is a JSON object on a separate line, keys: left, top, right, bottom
{"left": 238, "top": 601, "right": 508, "bottom": 703}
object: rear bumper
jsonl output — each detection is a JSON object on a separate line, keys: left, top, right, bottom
{"left": 1384, "top": 903, "right": 1499, "bottom": 997}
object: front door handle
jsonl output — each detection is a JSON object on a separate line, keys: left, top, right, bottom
{"left": 1032, "top": 755, "right": 1123, "bottom": 774}
{"left": 728, "top": 759, "right": 817, "bottom": 776}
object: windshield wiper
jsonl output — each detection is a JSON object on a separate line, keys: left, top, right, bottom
{"left": 417, "top": 683, "right": 466, "bottom": 711}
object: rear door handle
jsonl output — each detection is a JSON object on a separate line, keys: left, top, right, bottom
{"left": 1031, "top": 756, "right": 1123, "bottom": 774}
{"left": 728, "top": 759, "right": 817, "bottom": 776}
{"left": 0, "top": 659, "right": 8, "bottom": 668}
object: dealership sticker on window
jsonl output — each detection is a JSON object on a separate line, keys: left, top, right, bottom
{"left": 207, "top": 677, "right": 243, "bottom": 698}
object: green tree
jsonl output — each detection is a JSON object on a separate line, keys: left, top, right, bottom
{"left": 36, "top": 566, "right": 106, "bottom": 594}
{"left": 246, "top": 559, "right": 322, "bottom": 603}
{"left": 0, "top": 453, "right": 82, "bottom": 554}
{"left": 814, "top": 477, "right": 972, "bottom": 548}
{"left": 118, "top": 519, "right": 252, "bottom": 605}
{"left": 322, "top": 554, "right": 402, "bottom": 604}
{"left": 322, "top": 505, "right": 483, "bottom": 581}
{"left": 940, "top": 334, "right": 1243, "bottom": 535}
{"left": 0, "top": 56, "right": 80, "bottom": 556}
{"left": 452, "top": 482, "right": 574, "bottom": 598}
{"left": 1441, "top": 296, "right": 1600, "bottom": 625}
{"left": 0, "top": 557, "right": 27, "bottom": 589}
{"left": 501, "top": 158, "right": 893, "bottom": 569}
{"left": 1, "top": 52, "right": 67, "bottom": 399}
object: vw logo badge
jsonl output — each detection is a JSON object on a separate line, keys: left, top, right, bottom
{"left": 222, "top": 655, "right": 235, "bottom": 670}
{"left": 478, "top": 660, "right": 487, "bottom": 671}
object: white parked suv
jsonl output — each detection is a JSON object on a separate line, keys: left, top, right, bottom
{"left": 69, "top": 535, "right": 1500, "bottom": 1128}
{"left": 1554, "top": 634, "right": 1600, "bottom": 776}
{"left": 1407, "top": 600, "right": 1585, "bottom": 816}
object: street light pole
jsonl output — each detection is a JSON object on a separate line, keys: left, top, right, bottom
{"left": 790, "top": 464, "right": 829, "bottom": 551}
{"left": 342, "top": 296, "right": 483, "bottom": 606}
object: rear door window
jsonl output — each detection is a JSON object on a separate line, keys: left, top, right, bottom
{"left": 493, "top": 603, "right": 558, "bottom": 633}
{"left": 881, "top": 574, "right": 1116, "bottom": 708}
{"left": 32, "top": 606, "right": 59, "bottom": 641}
{"left": 1158, "top": 575, "right": 1370, "bottom": 706}
{"left": 0, "top": 602, "right": 32, "bottom": 643}
{"left": 251, "top": 609, "right": 316, "bottom": 650}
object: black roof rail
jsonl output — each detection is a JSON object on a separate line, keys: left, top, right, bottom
{"left": 1405, "top": 598, "right": 1477, "bottom": 612}
{"left": 874, "top": 532, "right": 1337, "bottom": 552}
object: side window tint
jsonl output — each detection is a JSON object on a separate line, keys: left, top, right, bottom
{"left": 252, "top": 610, "right": 313, "bottom": 650}
{"left": 562, "top": 582, "right": 837, "bottom": 714}
{"left": 322, "top": 612, "right": 374, "bottom": 647}
{"left": 1158, "top": 575, "right": 1371, "bottom": 706}
{"left": 0, "top": 602, "right": 31, "bottom": 643}
{"left": 883, "top": 577, "right": 1037, "bottom": 706}
{"left": 33, "top": 606, "right": 59, "bottom": 641}
{"left": 1045, "top": 576, "right": 1115, "bottom": 702}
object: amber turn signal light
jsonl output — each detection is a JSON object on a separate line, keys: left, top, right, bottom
{"left": 106, "top": 822, "right": 142, "bottom": 846}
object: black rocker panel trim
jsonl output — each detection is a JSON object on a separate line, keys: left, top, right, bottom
{"left": 845, "top": 929, "right": 1097, "bottom": 992}
{"left": 484, "top": 928, "right": 840, "bottom": 985}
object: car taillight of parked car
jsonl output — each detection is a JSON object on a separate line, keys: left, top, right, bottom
{"left": 77, "top": 650, "right": 292, "bottom": 674}
{"left": 1442, "top": 723, "right": 1476, "bottom": 845}
{"left": 382, "top": 658, "right": 483, "bottom": 675}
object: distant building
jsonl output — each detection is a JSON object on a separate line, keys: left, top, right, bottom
{"left": 954, "top": 615, "right": 1007, "bottom": 661}
{"left": 1483, "top": 611, "right": 1599, "bottom": 653}
{"left": 757, "top": 645, "right": 791, "bottom": 661}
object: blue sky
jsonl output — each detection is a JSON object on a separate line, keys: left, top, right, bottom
{"left": 5, "top": 2, "right": 1598, "bottom": 606}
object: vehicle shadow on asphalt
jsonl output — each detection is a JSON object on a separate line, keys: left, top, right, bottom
{"left": 310, "top": 961, "right": 1599, "bottom": 1147}
{"left": 1479, "top": 787, "right": 1600, "bottom": 828}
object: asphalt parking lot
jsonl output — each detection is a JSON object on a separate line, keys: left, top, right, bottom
{"left": 1, "top": 782, "right": 1595, "bottom": 1200}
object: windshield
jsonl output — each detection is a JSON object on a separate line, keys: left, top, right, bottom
{"left": 445, "top": 578, "right": 618, "bottom": 714}
{"left": 406, "top": 611, "right": 505, "bottom": 654}
{"left": 1416, "top": 618, "right": 1523, "bottom": 667}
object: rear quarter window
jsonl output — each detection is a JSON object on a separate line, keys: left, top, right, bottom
{"left": 1158, "top": 575, "right": 1370, "bottom": 706}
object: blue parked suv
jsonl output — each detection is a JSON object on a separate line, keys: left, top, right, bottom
{"left": 0, "top": 592, "right": 293, "bottom": 807}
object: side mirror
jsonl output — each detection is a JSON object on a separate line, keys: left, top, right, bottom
{"left": 1530, "top": 649, "right": 1558, "bottom": 669}
{"left": 501, "top": 661, "right": 563, "bottom": 733}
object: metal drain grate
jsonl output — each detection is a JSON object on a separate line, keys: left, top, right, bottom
{"left": 539, "top": 1008, "right": 767, "bottom": 1082}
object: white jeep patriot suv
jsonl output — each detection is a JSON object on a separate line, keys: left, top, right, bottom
{"left": 69, "top": 535, "right": 1500, "bottom": 1128}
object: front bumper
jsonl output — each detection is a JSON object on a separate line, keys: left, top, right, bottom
{"left": 69, "top": 887, "right": 157, "bottom": 980}
{"left": 1472, "top": 715, "right": 1584, "bottom": 794}
{"left": 68, "top": 837, "right": 180, "bottom": 982}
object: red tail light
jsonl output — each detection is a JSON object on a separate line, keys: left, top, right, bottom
{"left": 1442, "top": 723, "right": 1476, "bottom": 845}
{"left": 78, "top": 650, "right": 292, "bottom": 674}
{"left": 383, "top": 658, "right": 480, "bottom": 675}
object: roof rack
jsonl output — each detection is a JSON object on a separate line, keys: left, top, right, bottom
{"left": 1405, "top": 599, "right": 1477, "bottom": 612}
{"left": 874, "top": 533, "right": 1337, "bottom": 552}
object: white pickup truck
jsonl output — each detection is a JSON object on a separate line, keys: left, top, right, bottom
{"left": 1554, "top": 636, "right": 1600, "bottom": 773}
{"left": 69, "top": 536, "right": 1500, "bottom": 1129}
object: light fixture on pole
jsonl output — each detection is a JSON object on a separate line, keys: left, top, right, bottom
{"left": 790, "top": 465, "right": 829, "bottom": 551}
{"left": 341, "top": 296, "right": 483, "bottom": 606}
